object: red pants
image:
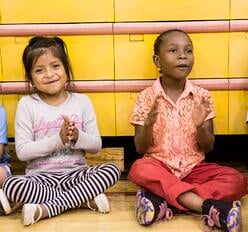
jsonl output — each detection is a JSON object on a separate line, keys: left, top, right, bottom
{"left": 129, "top": 157, "right": 247, "bottom": 210}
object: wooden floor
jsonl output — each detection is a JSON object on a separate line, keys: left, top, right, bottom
{"left": 0, "top": 181, "right": 247, "bottom": 232}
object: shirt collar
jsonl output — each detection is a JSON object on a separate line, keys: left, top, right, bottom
{"left": 153, "top": 78, "right": 195, "bottom": 98}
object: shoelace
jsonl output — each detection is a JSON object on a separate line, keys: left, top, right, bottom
{"left": 156, "top": 201, "right": 173, "bottom": 222}
{"left": 201, "top": 206, "right": 221, "bottom": 232}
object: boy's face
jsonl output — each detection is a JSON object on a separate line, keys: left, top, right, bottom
{"left": 153, "top": 31, "right": 194, "bottom": 80}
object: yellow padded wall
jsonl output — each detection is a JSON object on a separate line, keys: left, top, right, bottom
{"left": 210, "top": 91, "right": 229, "bottom": 135}
{"left": 116, "top": 93, "right": 136, "bottom": 136}
{"left": 115, "top": 0, "right": 229, "bottom": 22}
{"left": 2, "top": 95, "right": 19, "bottom": 137}
{"left": 229, "top": 91, "right": 248, "bottom": 134}
{"left": 190, "top": 33, "right": 229, "bottom": 79}
{"left": 229, "top": 32, "right": 248, "bottom": 78}
{"left": 230, "top": 0, "right": 248, "bottom": 19}
{"left": 0, "top": 37, "right": 28, "bottom": 81}
{"left": 0, "top": 36, "right": 114, "bottom": 81}
{"left": 114, "top": 34, "right": 157, "bottom": 80}
{"left": 114, "top": 33, "right": 229, "bottom": 80}
{"left": 0, "top": 0, "right": 114, "bottom": 23}
{"left": 64, "top": 36, "right": 114, "bottom": 80}
{"left": 0, "top": 49, "right": 2, "bottom": 81}
{"left": 86, "top": 93, "right": 115, "bottom": 136}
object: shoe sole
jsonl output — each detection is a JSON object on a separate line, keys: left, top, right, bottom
{"left": 0, "top": 189, "right": 11, "bottom": 215}
{"left": 22, "top": 204, "right": 30, "bottom": 225}
{"left": 94, "top": 193, "right": 110, "bottom": 213}
{"left": 22, "top": 204, "right": 39, "bottom": 226}
{"left": 135, "top": 190, "right": 155, "bottom": 226}
{"left": 226, "top": 201, "right": 242, "bottom": 232}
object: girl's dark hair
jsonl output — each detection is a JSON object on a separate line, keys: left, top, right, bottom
{"left": 153, "top": 29, "right": 192, "bottom": 55}
{"left": 22, "top": 36, "right": 74, "bottom": 93}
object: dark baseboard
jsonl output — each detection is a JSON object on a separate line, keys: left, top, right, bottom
{"left": 101, "top": 135, "right": 248, "bottom": 172}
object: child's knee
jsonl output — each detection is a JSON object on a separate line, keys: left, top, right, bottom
{"left": 0, "top": 165, "right": 11, "bottom": 188}
{"left": 110, "top": 163, "right": 121, "bottom": 181}
{"left": 128, "top": 160, "right": 149, "bottom": 183}
{"left": 237, "top": 173, "right": 247, "bottom": 195}
{"left": 228, "top": 170, "right": 247, "bottom": 197}
{"left": 0, "top": 168, "right": 8, "bottom": 187}
{"left": 101, "top": 163, "right": 121, "bottom": 182}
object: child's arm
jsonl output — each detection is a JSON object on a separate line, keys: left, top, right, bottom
{"left": 195, "top": 119, "right": 215, "bottom": 152}
{"left": 134, "top": 124, "right": 154, "bottom": 154}
{"left": 192, "top": 96, "right": 215, "bottom": 152}
{"left": 134, "top": 96, "right": 160, "bottom": 154}
{"left": 0, "top": 144, "right": 4, "bottom": 159}
{"left": 15, "top": 99, "right": 64, "bottom": 161}
{"left": 0, "top": 106, "right": 8, "bottom": 160}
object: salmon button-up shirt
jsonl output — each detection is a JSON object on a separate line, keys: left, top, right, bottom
{"left": 131, "top": 78, "right": 215, "bottom": 179}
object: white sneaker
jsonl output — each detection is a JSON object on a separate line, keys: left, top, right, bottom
{"left": 22, "top": 204, "right": 42, "bottom": 226}
{"left": 94, "top": 193, "right": 110, "bottom": 213}
{"left": 0, "top": 189, "right": 11, "bottom": 215}
{"left": 86, "top": 193, "right": 110, "bottom": 213}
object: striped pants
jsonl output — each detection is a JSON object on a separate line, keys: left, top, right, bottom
{"left": 3, "top": 163, "right": 121, "bottom": 217}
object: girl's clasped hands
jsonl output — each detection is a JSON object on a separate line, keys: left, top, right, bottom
{"left": 60, "top": 115, "right": 79, "bottom": 147}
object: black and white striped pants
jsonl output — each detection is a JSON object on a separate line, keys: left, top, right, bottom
{"left": 3, "top": 163, "right": 121, "bottom": 217}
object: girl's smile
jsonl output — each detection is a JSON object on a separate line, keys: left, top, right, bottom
{"left": 31, "top": 49, "right": 68, "bottom": 105}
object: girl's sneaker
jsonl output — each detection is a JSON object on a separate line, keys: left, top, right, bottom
{"left": 22, "top": 204, "right": 43, "bottom": 226}
{"left": 202, "top": 199, "right": 242, "bottom": 232}
{"left": 135, "top": 189, "right": 173, "bottom": 226}
{"left": 0, "top": 189, "right": 11, "bottom": 215}
{"left": 86, "top": 193, "right": 110, "bottom": 213}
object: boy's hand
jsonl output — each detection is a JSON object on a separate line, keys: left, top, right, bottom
{"left": 144, "top": 94, "right": 162, "bottom": 126}
{"left": 192, "top": 96, "right": 211, "bottom": 128}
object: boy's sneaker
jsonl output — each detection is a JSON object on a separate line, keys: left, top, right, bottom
{"left": 202, "top": 199, "right": 241, "bottom": 232}
{"left": 0, "top": 189, "right": 11, "bottom": 215}
{"left": 135, "top": 189, "right": 173, "bottom": 226}
{"left": 86, "top": 193, "right": 110, "bottom": 213}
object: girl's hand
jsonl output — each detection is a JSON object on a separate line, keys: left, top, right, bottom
{"left": 192, "top": 96, "right": 211, "bottom": 128}
{"left": 60, "top": 115, "right": 79, "bottom": 146}
{"left": 67, "top": 121, "right": 79, "bottom": 143}
{"left": 60, "top": 115, "right": 70, "bottom": 144}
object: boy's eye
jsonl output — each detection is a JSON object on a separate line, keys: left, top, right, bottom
{"left": 169, "top": 49, "right": 177, "bottom": 53}
{"left": 187, "top": 49, "right": 193, "bottom": 53}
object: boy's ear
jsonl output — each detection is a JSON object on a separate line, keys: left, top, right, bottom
{"left": 153, "top": 55, "right": 161, "bottom": 69}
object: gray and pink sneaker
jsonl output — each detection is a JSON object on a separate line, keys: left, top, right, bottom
{"left": 135, "top": 189, "right": 173, "bottom": 226}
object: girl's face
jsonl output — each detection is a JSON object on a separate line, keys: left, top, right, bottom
{"left": 153, "top": 31, "right": 194, "bottom": 81}
{"left": 31, "top": 49, "right": 68, "bottom": 102}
